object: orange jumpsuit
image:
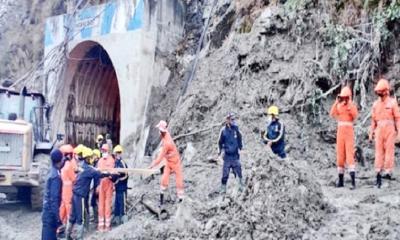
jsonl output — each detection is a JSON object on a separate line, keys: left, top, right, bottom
{"left": 371, "top": 97, "right": 400, "bottom": 174}
{"left": 330, "top": 100, "right": 358, "bottom": 173}
{"left": 97, "top": 155, "right": 115, "bottom": 231}
{"left": 59, "top": 158, "right": 77, "bottom": 224}
{"left": 151, "top": 132, "right": 184, "bottom": 198}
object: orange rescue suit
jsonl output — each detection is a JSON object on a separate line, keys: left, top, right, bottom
{"left": 59, "top": 158, "right": 77, "bottom": 224}
{"left": 151, "top": 132, "right": 184, "bottom": 198}
{"left": 97, "top": 155, "right": 115, "bottom": 230}
{"left": 371, "top": 97, "right": 400, "bottom": 174}
{"left": 330, "top": 99, "right": 358, "bottom": 173}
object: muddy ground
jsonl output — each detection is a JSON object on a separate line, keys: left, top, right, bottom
{"left": 1, "top": 0, "right": 400, "bottom": 239}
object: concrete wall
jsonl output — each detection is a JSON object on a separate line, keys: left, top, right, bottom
{"left": 44, "top": 0, "right": 185, "bottom": 160}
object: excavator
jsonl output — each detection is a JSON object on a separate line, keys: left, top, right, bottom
{"left": 0, "top": 86, "right": 61, "bottom": 210}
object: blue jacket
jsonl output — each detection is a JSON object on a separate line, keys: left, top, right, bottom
{"left": 42, "top": 167, "right": 62, "bottom": 225}
{"left": 113, "top": 157, "right": 128, "bottom": 192}
{"left": 264, "top": 120, "right": 286, "bottom": 158}
{"left": 218, "top": 124, "right": 243, "bottom": 161}
{"left": 73, "top": 162, "right": 103, "bottom": 198}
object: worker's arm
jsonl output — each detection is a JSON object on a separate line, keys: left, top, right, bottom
{"left": 237, "top": 127, "right": 243, "bottom": 151}
{"left": 329, "top": 100, "right": 339, "bottom": 119}
{"left": 392, "top": 99, "right": 400, "bottom": 137}
{"left": 218, "top": 128, "right": 224, "bottom": 155}
{"left": 50, "top": 176, "right": 62, "bottom": 227}
{"left": 350, "top": 102, "right": 358, "bottom": 120}
{"left": 118, "top": 160, "right": 129, "bottom": 181}
{"left": 149, "top": 146, "right": 166, "bottom": 169}
{"left": 369, "top": 103, "right": 377, "bottom": 141}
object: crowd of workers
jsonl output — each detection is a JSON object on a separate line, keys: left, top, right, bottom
{"left": 41, "top": 78, "right": 399, "bottom": 239}
{"left": 330, "top": 78, "right": 400, "bottom": 189}
{"left": 41, "top": 135, "right": 129, "bottom": 240}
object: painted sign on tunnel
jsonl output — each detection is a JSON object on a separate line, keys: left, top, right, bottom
{"left": 44, "top": 0, "right": 144, "bottom": 48}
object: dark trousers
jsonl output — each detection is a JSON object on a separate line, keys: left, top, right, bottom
{"left": 69, "top": 194, "right": 85, "bottom": 225}
{"left": 90, "top": 189, "right": 98, "bottom": 208}
{"left": 41, "top": 217, "right": 58, "bottom": 240}
{"left": 221, "top": 159, "right": 242, "bottom": 185}
{"left": 114, "top": 190, "right": 127, "bottom": 217}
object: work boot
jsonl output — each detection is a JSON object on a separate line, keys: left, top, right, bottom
{"left": 238, "top": 178, "right": 244, "bottom": 192}
{"left": 115, "top": 216, "right": 122, "bottom": 226}
{"left": 121, "top": 215, "right": 128, "bottom": 224}
{"left": 349, "top": 172, "right": 356, "bottom": 190}
{"left": 220, "top": 184, "right": 227, "bottom": 194}
{"left": 76, "top": 224, "right": 84, "bottom": 240}
{"left": 376, "top": 173, "right": 382, "bottom": 189}
{"left": 65, "top": 222, "right": 73, "bottom": 240}
{"left": 336, "top": 173, "right": 344, "bottom": 188}
{"left": 92, "top": 207, "right": 98, "bottom": 224}
{"left": 382, "top": 173, "right": 392, "bottom": 180}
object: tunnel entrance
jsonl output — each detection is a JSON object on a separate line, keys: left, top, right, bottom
{"left": 64, "top": 41, "right": 120, "bottom": 147}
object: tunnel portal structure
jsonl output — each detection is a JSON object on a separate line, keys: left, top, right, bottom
{"left": 43, "top": 0, "right": 185, "bottom": 157}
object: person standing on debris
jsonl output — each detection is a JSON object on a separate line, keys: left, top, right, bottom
{"left": 330, "top": 86, "right": 358, "bottom": 189}
{"left": 262, "top": 106, "right": 286, "bottom": 159}
{"left": 112, "top": 145, "right": 129, "bottom": 225}
{"left": 90, "top": 149, "right": 101, "bottom": 224}
{"left": 41, "top": 149, "right": 64, "bottom": 240}
{"left": 96, "top": 135, "right": 105, "bottom": 150}
{"left": 59, "top": 144, "right": 77, "bottom": 229}
{"left": 369, "top": 79, "right": 400, "bottom": 188}
{"left": 218, "top": 113, "right": 244, "bottom": 193}
{"left": 97, "top": 144, "right": 116, "bottom": 232}
{"left": 66, "top": 148, "right": 113, "bottom": 239}
{"left": 149, "top": 120, "right": 185, "bottom": 206}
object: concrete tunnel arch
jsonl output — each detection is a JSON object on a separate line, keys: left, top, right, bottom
{"left": 63, "top": 40, "right": 121, "bottom": 147}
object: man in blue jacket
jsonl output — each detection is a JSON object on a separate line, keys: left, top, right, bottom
{"left": 66, "top": 148, "right": 112, "bottom": 240}
{"left": 112, "top": 145, "right": 129, "bottom": 225}
{"left": 41, "top": 149, "right": 64, "bottom": 240}
{"left": 218, "top": 113, "right": 244, "bottom": 194}
{"left": 262, "top": 106, "right": 286, "bottom": 159}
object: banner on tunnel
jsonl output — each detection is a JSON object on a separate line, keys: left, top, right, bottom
{"left": 44, "top": 0, "right": 144, "bottom": 48}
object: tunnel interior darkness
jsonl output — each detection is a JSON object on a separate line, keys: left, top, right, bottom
{"left": 65, "top": 42, "right": 120, "bottom": 147}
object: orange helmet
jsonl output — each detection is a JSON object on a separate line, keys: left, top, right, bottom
{"left": 101, "top": 144, "right": 110, "bottom": 152}
{"left": 60, "top": 144, "right": 74, "bottom": 155}
{"left": 374, "top": 79, "right": 390, "bottom": 92}
{"left": 338, "top": 86, "right": 352, "bottom": 98}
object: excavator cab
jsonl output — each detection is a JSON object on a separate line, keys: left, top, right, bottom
{"left": 0, "top": 87, "right": 58, "bottom": 209}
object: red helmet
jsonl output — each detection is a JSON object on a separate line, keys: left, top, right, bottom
{"left": 338, "top": 86, "right": 352, "bottom": 98}
{"left": 374, "top": 79, "right": 390, "bottom": 92}
{"left": 60, "top": 144, "right": 74, "bottom": 155}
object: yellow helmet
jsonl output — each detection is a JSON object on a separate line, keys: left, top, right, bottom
{"left": 93, "top": 149, "right": 101, "bottom": 159}
{"left": 97, "top": 134, "right": 104, "bottom": 141}
{"left": 113, "top": 145, "right": 123, "bottom": 154}
{"left": 74, "top": 144, "right": 85, "bottom": 155}
{"left": 82, "top": 147, "right": 93, "bottom": 159}
{"left": 266, "top": 105, "right": 279, "bottom": 116}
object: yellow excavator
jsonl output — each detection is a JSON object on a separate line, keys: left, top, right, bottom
{"left": 0, "top": 87, "right": 61, "bottom": 210}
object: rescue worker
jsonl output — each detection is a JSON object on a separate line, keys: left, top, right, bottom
{"left": 59, "top": 144, "right": 76, "bottom": 228}
{"left": 66, "top": 148, "right": 112, "bottom": 240}
{"left": 96, "top": 135, "right": 105, "bottom": 150}
{"left": 97, "top": 144, "right": 115, "bottom": 232}
{"left": 262, "top": 106, "right": 286, "bottom": 159}
{"left": 41, "top": 149, "right": 64, "bottom": 240}
{"left": 369, "top": 79, "right": 400, "bottom": 188}
{"left": 90, "top": 149, "right": 101, "bottom": 224}
{"left": 112, "top": 145, "right": 129, "bottom": 225}
{"left": 218, "top": 113, "right": 244, "bottom": 193}
{"left": 149, "top": 120, "right": 185, "bottom": 206}
{"left": 330, "top": 86, "right": 358, "bottom": 189}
